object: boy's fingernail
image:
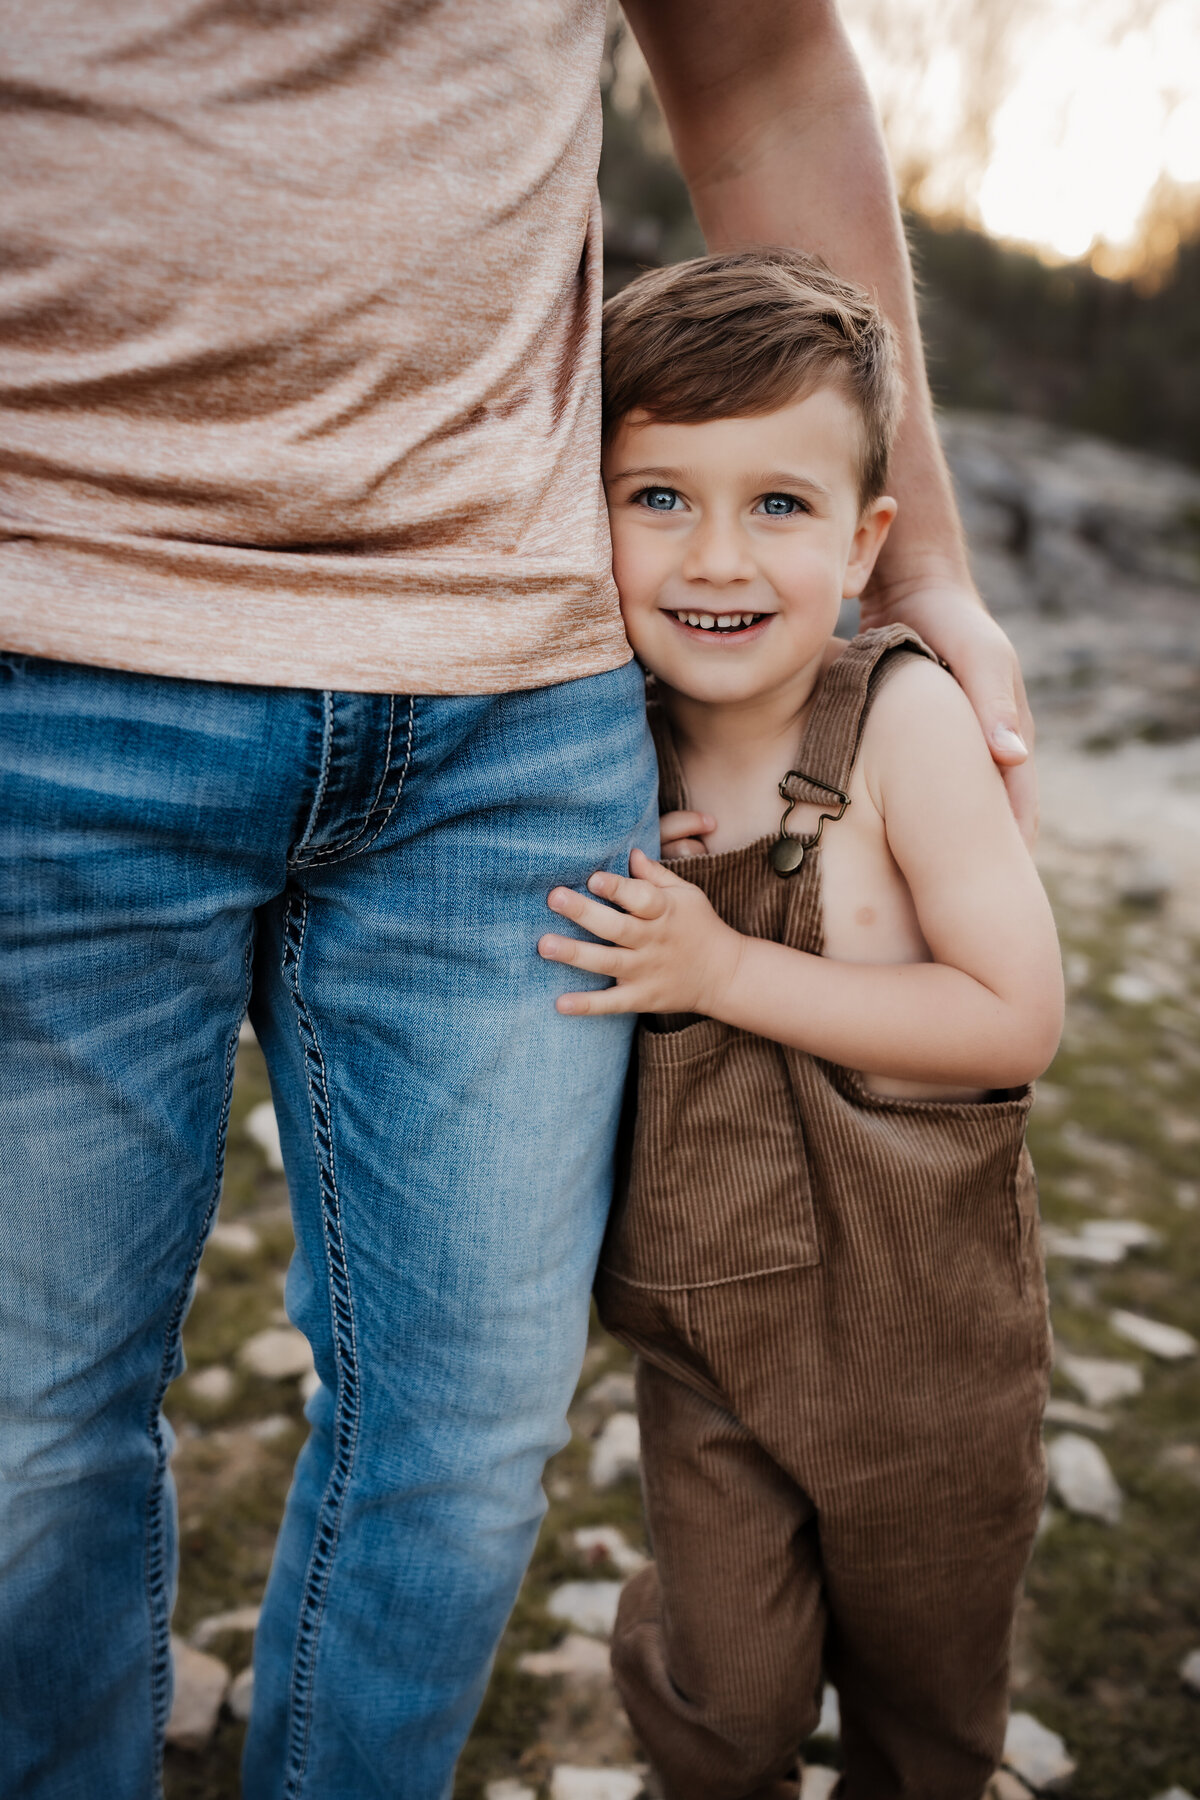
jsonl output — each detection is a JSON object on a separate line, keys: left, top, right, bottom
{"left": 992, "top": 725, "right": 1028, "bottom": 758}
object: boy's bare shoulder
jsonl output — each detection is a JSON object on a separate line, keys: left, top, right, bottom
{"left": 859, "top": 650, "right": 1000, "bottom": 805}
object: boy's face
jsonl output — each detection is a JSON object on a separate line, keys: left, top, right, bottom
{"left": 603, "top": 385, "right": 895, "bottom": 709}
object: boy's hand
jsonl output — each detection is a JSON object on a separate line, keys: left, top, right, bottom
{"left": 539, "top": 847, "right": 743, "bottom": 1016}
{"left": 659, "top": 809, "right": 716, "bottom": 858}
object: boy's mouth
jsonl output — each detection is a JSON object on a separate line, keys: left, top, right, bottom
{"left": 668, "top": 609, "right": 769, "bottom": 637}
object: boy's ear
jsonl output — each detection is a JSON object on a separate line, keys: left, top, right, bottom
{"left": 843, "top": 495, "right": 898, "bottom": 598}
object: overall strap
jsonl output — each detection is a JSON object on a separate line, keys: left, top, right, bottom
{"left": 775, "top": 625, "right": 938, "bottom": 849}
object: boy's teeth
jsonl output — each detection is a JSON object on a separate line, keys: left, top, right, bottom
{"left": 674, "top": 610, "right": 759, "bottom": 630}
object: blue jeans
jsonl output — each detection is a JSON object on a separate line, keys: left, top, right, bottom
{"left": 0, "top": 651, "right": 657, "bottom": 1800}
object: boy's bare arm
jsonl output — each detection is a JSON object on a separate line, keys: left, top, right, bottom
{"left": 538, "top": 664, "right": 1063, "bottom": 1089}
{"left": 621, "top": 0, "right": 1037, "bottom": 840}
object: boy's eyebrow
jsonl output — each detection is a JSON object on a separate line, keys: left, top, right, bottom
{"left": 606, "top": 464, "right": 833, "bottom": 501}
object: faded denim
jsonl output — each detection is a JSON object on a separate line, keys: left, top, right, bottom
{"left": 0, "top": 651, "right": 657, "bottom": 1800}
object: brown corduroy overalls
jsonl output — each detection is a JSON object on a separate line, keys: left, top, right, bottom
{"left": 595, "top": 628, "right": 1052, "bottom": 1800}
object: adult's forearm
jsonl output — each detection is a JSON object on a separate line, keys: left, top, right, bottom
{"left": 624, "top": 0, "right": 971, "bottom": 596}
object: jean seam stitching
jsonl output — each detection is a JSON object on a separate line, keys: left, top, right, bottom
{"left": 299, "top": 694, "right": 394, "bottom": 865}
{"left": 290, "top": 691, "right": 336, "bottom": 866}
{"left": 301, "top": 693, "right": 414, "bottom": 868}
{"left": 145, "top": 937, "right": 253, "bottom": 1775}
{"left": 280, "top": 890, "right": 363, "bottom": 1798}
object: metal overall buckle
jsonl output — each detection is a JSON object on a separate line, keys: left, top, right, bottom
{"left": 769, "top": 770, "right": 850, "bottom": 875}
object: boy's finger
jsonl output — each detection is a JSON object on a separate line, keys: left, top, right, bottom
{"left": 629, "top": 847, "right": 680, "bottom": 887}
{"left": 555, "top": 985, "right": 634, "bottom": 1016}
{"left": 586, "top": 869, "right": 665, "bottom": 918}
{"left": 537, "top": 933, "right": 628, "bottom": 978}
{"left": 660, "top": 809, "right": 716, "bottom": 842}
{"left": 547, "top": 887, "right": 640, "bottom": 944}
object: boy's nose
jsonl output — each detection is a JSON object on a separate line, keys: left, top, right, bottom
{"left": 680, "top": 518, "right": 757, "bottom": 587}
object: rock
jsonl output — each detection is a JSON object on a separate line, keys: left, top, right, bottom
{"left": 238, "top": 1017, "right": 257, "bottom": 1044}
{"left": 208, "top": 1221, "right": 260, "bottom": 1255}
{"left": 1046, "top": 1433, "right": 1122, "bottom": 1523}
{"left": 190, "top": 1604, "right": 261, "bottom": 1650}
{"left": 1043, "top": 1399, "right": 1112, "bottom": 1433}
{"left": 165, "top": 1637, "right": 230, "bottom": 1751}
{"left": 1115, "top": 855, "right": 1172, "bottom": 907}
{"left": 519, "top": 1633, "right": 612, "bottom": 1682}
{"left": 1003, "top": 1711, "right": 1076, "bottom": 1791}
{"left": 1181, "top": 1647, "right": 1200, "bottom": 1693}
{"left": 548, "top": 1770, "right": 644, "bottom": 1800}
{"left": 546, "top": 1581, "right": 623, "bottom": 1639}
{"left": 1042, "top": 1228, "right": 1125, "bottom": 1265}
{"left": 248, "top": 1413, "right": 293, "bottom": 1442}
{"left": 238, "top": 1326, "right": 315, "bottom": 1381}
{"left": 1079, "top": 1219, "right": 1160, "bottom": 1251}
{"left": 989, "top": 1774, "right": 1034, "bottom": 1799}
{"left": 582, "top": 1370, "right": 638, "bottom": 1411}
{"left": 573, "top": 1526, "right": 648, "bottom": 1577}
{"left": 1057, "top": 1353, "right": 1143, "bottom": 1408}
{"left": 800, "top": 1769, "right": 840, "bottom": 1800}
{"left": 1160, "top": 1444, "right": 1200, "bottom": 1487}
{"left": 590, "top": 1412, "right": 640, "bottom": 1489}
{"left": 300, "top": 1368, "right": 322, "bottom": 1402}
{"left": 1108, "top": 970, "right": 1161, "bottom": 1004}
{"left": 1150, "top": 1790, "right": 1197, "bottom": 1800}
{"left": 1110, "top": 1309, "right": 1198, "bottom": 1361}
{"left": 187, "top": 1365, "right": 235, "bottom": 1406}
{"left": 244, "top": 1101, "right": 284, "bottom": 1172}
{"left": 227, "top": 1666, "right": 254, "bottom": 1722}
{"left": 813, "top": 1684, "right": 840, "bottom": 1739}
{"left": 486, "top": 1786, "right": 536, "bottom": 1800}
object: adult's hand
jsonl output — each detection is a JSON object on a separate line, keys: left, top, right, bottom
{"left": 622, "top": 0, "right": 1038, "bottom": 842}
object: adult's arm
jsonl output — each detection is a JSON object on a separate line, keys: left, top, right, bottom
{"left": 621, "top": 0, "right": 1038, "bottom": 839}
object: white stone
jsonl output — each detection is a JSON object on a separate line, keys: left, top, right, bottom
{"left": 1150, "top": 1790, "right": 1197, "bottom": 1800}
{"left": 299, "top": 1368, "right": 322, "bottom": 1402}
{"left": 1047, "top": 1433, "right": 1122, "bottom": 1523}
{"left": 1080, "top": 1218, "right": 1160, "bottom": 1250}
{"left": 166, "top": 1637, "right": 230, "bottom": 1751}
{"left": 238, "top": 1017, "right": 257, "bottom": 1045}
{"left": 989, "top": 1773, "right": 1034, "bottom": 1800}
{"left": 209, "top": 1221, "right": 260, "bottom": 1255}
{"left": 1110, "top": 1309, "right": 1198, "bottom": 1361}
{"left": 519, "top": 1634, "right": 612, "bottom": 1682}
{"left": 1108, "top": 970, "right": 1161, "bottom": 1005}
{"left": 187, "top": 1365, "right": 235, "bottom": 1406}
{"left": 1043, "top": 1399, "right": 1111, "bottom": 1433}
{"left": 1042, "top": 1228, "right": 1125, "bottom": 1265}
{"left": 548, "top": 1769, "right": 644, "bottom": 1800}
{"left": 244, "top": 1101, "right": 284, "bottom": 1171}
{"left": 813, "top": 1683, "right": 840, "bottom": 1739}
{"left": 227, "top": 1666, "right": 254, "bottom": 1722}
{"left": 238, "top": 1326, "right": 315, "bottom": 1381}
{"left": 486, "top": 1785, "right": 536, "bottom": 1800}
{"left": 582, "top": 1370, "right": 637, "bottom": 1411}
{"left": 1003, "top": 1711, "right": 1076, "bottom": 1791}
{"left": 1181, "top": 1647, "right": 1200, "bottom": 1693}
{"left": 546, "top": 1581, "right": 623, "bottom": 1639}
{"left": 248, "top": 1413, "right": 293, "bottom": 1442}
{"left": 1058, "top": 1353, "right": 1143, "bottom": 1408}
{"left": 590, "top": 1412, "right": 640, "bottom": 1489}
{"left": 573, "top": 1526, "right": 648, "bottom": 1577}
{"left": 800, "top": 1769, "right": 840, "bottom": 1800}
{"left": 190, "top": 1604, "right": 261, "bottom": 1650}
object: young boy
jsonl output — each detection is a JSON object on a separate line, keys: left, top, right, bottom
{"left": 537, "top": 249, "right": 1063, "bottom": 1800}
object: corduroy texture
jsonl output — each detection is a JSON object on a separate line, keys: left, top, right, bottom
{"left": 595, "top": 627, "right": 1052, "bottom": 1800}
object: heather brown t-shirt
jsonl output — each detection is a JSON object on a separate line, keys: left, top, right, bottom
{"left": 0, "top": 0, "right": 631, "bottom": 694}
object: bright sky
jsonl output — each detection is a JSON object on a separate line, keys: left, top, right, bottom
{"left": 843, "top": 0, "right": 1200, "bottom": 267}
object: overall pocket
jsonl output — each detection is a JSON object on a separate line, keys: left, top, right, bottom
{"left": 600, "top": 1017, "right": 820, "bottom": 1290}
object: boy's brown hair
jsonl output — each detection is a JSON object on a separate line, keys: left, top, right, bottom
{"left": 602, "top": 247, "right": 902, "bottom": 505}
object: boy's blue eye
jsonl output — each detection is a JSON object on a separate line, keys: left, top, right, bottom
{"left": 636, "top": 487, "right": 681, "bottom": 511}
{"left": 758, "top": 493, "right": 803, "bottom": 516}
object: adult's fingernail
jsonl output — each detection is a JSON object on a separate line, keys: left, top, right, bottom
{"left": 993, "top": 726, "right": 1028, "bottom": 758}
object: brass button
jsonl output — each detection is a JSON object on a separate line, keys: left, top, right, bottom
{"left": 769, "top": 836, "right": 805, "bottom": 875}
